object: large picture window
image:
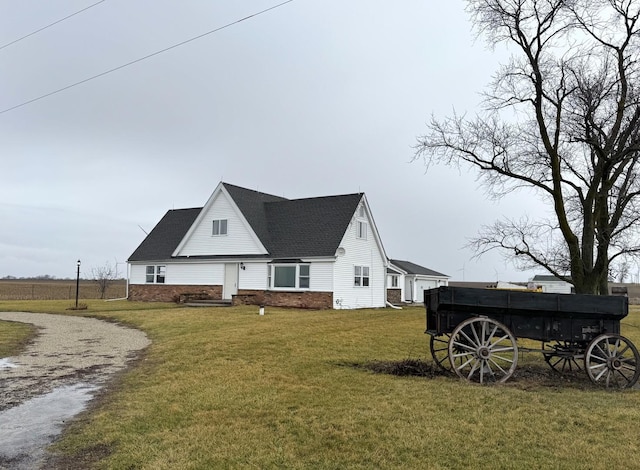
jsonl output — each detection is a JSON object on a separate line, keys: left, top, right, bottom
{"left": 269, "top": 264, "right": 310, "bottom": 289}
{"left": 146, "top": 265, "right": 166, "bottom": 284}
{"left": 354, "top": 266, "right": 370, "bottom": 287}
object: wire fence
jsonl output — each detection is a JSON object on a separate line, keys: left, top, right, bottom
{"left": 0, "top": 280, "right": 127, "bottom": 300}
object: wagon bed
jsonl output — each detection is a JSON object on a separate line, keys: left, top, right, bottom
{"left": 426, "top": 286, "right": 627, "bottom": 343}
{"left": 424, "top": 286, "right": 639, "bottom": 388}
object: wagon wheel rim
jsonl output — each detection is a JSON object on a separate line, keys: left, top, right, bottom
{"left": 585, "top": 334, "right": 640, "bottom": 389}
{"left": 448, "top": 317, "right": 518, "bottom": 384}
{"left": 543, "top": 341, "right": 583, "bottom": 373}
{"left": 429, "top": 334, "right": 451, "bottom": 371}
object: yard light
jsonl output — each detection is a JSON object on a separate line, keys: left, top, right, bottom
{"left": 75, "top": 259, "right": 81, "bottom": 308}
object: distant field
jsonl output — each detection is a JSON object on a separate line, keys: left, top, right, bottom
{"left": 0, "top": 279, "right": 127, "bottom": 300}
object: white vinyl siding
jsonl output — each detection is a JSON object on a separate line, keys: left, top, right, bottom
{"left": 333, "top": 200, "right": 386, "bottom": 309}
{"left": 130, "top": 263, "right": 224, "bottom": 285}
{"left": 177, "top": 192, "right": 264, "bottom": 256}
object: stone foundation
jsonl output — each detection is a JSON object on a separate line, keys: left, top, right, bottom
{"left": 386, "top": 288, "right": 401, "bottom": 305}
{"left": 129, "top": 284, "right": 222, "bottom": 302}
{"left": 233, "top": 289, "right": 333, "bottom": 309}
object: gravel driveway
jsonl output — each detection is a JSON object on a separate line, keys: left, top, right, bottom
{"left": 0, "top": 312, "right": 151, "bottom": 469}
{"left": 0, "top": 312, "right": 150, "bottom": 411}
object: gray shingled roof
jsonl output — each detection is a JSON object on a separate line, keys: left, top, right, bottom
{"left": 532, "top": 274, "right": 572, "bottom": 282}
{"left": 128, "top": 208, "right": 202, "bottom": 262}
{"left": 128, "top": 183, "right": 364, "bottom": 262}
{"left": 389, "top": 259, "right": 448, "bottom": 277}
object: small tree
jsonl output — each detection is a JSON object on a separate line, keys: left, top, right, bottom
{"left": 91, "top": 261, "right": 117, "bottom": 299}
{"left": 415, "top": 0, "right": 640, "bottom": 294}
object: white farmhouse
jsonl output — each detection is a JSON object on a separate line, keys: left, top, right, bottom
{"left": 128, "top": 182, "right": 388, "bottom": 309}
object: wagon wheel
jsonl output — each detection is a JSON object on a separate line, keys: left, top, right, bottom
{"left": 543, "top": 341, "right": 584, "bottom": 373}
{"left": 429, "top": 334, "right": 451, "bottom": 371}
{"left": 584, "top": 334, "right": 640, "bottom": 389}
{"left": 448, "top": 317, "right": 518, "bottom": 384}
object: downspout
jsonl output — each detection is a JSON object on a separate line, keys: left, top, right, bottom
{"left": 106, "top": 262, "right": 129, "bottom": 301}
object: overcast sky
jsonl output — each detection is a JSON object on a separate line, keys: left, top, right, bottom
{"left": 0, "top": 0, "right": 548, "bottom": 281}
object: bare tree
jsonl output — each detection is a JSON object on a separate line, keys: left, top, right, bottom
{"left": 91, "top": 261, "right": 117, "bottom": 299}
{"left": 415, "top": 0, "right": 640, "bottom": 294}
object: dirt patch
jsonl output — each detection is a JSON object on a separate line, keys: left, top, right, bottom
{"left": 351, "top": 358, "right": 601, "bottom": 391}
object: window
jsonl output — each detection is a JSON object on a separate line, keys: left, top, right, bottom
{"left": 146, "top": 265, "right": 166, "bottom": 284}
{"left": 354, "top": 266, "right": 370, "bottom": 287}
{"left": 390, "top": 275, "right": 398, "bottom": 288}
{"left": 357, "top": 221, "right": 367, "bottom": 240}
{"left": 358, "top": 205, "right": 365, "bottom": 217}
{"left": 299, "top": 265, "right": 310, "bottom": 288}
{"left": 212, "top": 219, "right": 228, "bottom": 236}
{"left": 269, "top": 264, "right": 310, "bottom": 289}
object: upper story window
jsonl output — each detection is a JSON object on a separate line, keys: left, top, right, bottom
{"left": 212, "top": 219, "right": 228, "bottom": 236}
{"left": 357, "top": 221, "right": 367, "bottom": 240}
{"left": 354, "top": 266, "right": 370, "bottom": 287}
{"left": 269, "top": 264, "right": 310, "bottom": 289}
{"left": 146, "top": 265, "right": 166, "bottom": 284}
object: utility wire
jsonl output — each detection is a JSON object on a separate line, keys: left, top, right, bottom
{"left": 0, "top": 0, "right": 107, "bottom": 51}
{"left": 0, "top": 0, "right": 295, "bottom": 115}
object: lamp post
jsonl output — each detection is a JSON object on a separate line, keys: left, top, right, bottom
{"left": 75, "top": 259, "right": 81, "bottom": 309}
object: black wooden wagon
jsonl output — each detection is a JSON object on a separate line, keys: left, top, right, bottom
{"left": 424, "top": 286, "right": 640, "bottom": 388}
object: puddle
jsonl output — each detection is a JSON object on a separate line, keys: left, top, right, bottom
{"left": 0, "top": 383, "right": 99, "bottom": 470}
{"left": 0, "top": 359, "right": 18, "bottom": 369}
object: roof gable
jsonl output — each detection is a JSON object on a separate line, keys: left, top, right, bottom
{"left": 173, "top": 184, "right": 268, "bottom": 256}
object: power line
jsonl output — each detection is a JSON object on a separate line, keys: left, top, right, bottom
{"left": 0, "top": 0, "right": 107, "bottom": 51}
{"left": 0, "top": 0, "right": 296, "bottom": 115}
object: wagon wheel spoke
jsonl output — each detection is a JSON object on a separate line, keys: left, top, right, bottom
{"left": 429, "top": 334, "right": 452, "bottom": 371}
{"left": 470, "top": 323, "right": 482, "bottom": 349}
{"left": 595, "top": 343, "right": 610, "bottom": 359}
{"left": 448, "top": 317, "right": 517, "bottom": 385}
{"left": 488, "top": 357, "right": 507, "bottom": 375}
{"left": 486, "top": 325, "right": 499, "bottom": 344}
{"left": 451, "top": 341, "right": 476, "bottom": 352}
{"left": 585, "top": 334, "right": 640, "bottom": 389}
{"left": 614, "top": 368, "right": 632, "bottom": 384}
{"left": 543, "top": 341, "right": 584, "bottom": 374}
{"left": 459, "top": 329, "right": 479, "bottom": 349}
{"left": 490, "top": 354, "right": 515, "bottom": 364}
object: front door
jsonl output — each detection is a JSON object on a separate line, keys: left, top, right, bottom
{"left": 223, "top": 263, "right": 238, "bottom": 300}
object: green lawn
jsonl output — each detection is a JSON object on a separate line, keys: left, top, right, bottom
{"left": 0, "top": 317, "right": 36, "bottom": 357}
{"left": 2, "top": 301, "right": 640, "bottom": 469}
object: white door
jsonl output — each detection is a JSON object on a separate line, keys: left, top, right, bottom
{"left": 404, "top": 278, "right": 413, "bottom": 302}
{"left": 223, "top": 263, "right": 238, "bottom": 300}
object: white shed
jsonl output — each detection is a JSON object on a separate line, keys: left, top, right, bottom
{"left": 530, "top": 275, "right": 574, "bottom": 294}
